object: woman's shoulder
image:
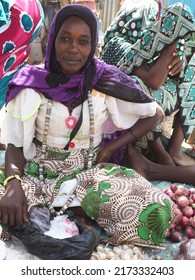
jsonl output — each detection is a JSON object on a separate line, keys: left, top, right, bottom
{"left": 8, "top": 87, "right": 42, "bottom": 105}
{"left": 6, "top": 88, "right": 43, "bottom": 121}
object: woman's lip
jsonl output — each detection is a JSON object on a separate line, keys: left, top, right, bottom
{"left": 62, "top": 58, "right": 81, "bottom": 65}
{"left": 63, "top": 57, "right": 80, "bottom": 62}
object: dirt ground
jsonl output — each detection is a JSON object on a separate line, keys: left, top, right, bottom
{"left": 181, "top": 142, "right": 195, "bottom": 165}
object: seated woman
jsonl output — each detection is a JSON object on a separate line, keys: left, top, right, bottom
{"left": 101, "top": 0, "right": 195, "bottom": 166}
{"left": 1, "top": 4, "right": 195, "bottom": 254}
{"left": 0, "top": 4, "right": 183, "bottom": 250}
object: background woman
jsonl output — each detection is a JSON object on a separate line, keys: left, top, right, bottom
{"left": 101, "top": 0, "right": 195, "bottom": 166}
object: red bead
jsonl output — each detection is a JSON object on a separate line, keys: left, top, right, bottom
{"left": 69, "top": 142, "right": 75, "bottom": 148}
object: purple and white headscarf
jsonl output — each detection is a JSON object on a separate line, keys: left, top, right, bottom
{"left": 6, "top": 4, "right": 154, "bottom": 108}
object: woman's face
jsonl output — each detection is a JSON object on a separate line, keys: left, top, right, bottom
{"left": 55, "top": 16, "right": 92, "bottom": 74}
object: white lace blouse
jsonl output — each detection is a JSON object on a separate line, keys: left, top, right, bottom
{"left": 1, "top": 88, "right": 158, "bottom": 160}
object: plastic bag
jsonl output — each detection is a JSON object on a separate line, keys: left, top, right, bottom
{"left": 44, "top": 215, "right": 79, "bottom": 239}
{"left": 10, "top": 206, "right": 98, "bottom": 260}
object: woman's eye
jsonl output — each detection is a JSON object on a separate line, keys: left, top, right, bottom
{"left": 60, "top": 36, "right": 69, "bottom": 42}
{"left": 80, "top": 40, "right": 90, "bottom": 46}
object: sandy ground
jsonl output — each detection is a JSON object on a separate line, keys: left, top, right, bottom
{"left": 180, "top": 141, "right": 195, "bottom": 165}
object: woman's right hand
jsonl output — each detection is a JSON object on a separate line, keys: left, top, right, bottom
{"left": 0, "top": 181, "right": 28, "bottom": 226}
{"left": 168, "top": 51, "right": 183, "bottom": 77}
{"left": 132, "top": 40, "right": 182, "bottom": 89}
{"left": 96, "top": 144, "right": 115, "bottom": 164}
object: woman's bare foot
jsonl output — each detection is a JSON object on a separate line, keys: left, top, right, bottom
{"left": 168, "top": 150, "right": 187, "bottom": 166}
{"left": 126, "top": 144, "right": 159, "bottom": 181}
{"left": 148, "top": 138, "right": 175, "bottom": 166}
{"left": 127, "top": 144, "right": 195, "bottom": 185}
{"left": 152, "top": 153, "right": 175, "bottom": 166}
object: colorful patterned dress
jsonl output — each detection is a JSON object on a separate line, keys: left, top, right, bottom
{"left": 0, "top": 89, "right": 175, "bottom": 247}
{"left": 0, "top": 0, "right": 44, "bottom": 108}
{"left": 101, "top": 1, "right": 195, "bottom": 142}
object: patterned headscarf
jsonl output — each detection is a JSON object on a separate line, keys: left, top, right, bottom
{"left": 6, "top": 4, "right": 154, "bottom": 108}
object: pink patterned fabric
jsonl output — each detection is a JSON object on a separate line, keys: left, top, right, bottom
{"left": 0, "top": 0, "right": 44, "bottom": 108}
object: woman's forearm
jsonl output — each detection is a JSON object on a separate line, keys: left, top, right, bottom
{"left": 5, "top": 144, "right": 26, "bottom": 177}
{"left": 132, "top": 41, "right": 179, "bottom": 89}
{"left": 0, "top": 144, "right": 28, "bottom": 226}
{"left": 132, "top": 56, "right": 172, "bottom": 89}
{"left": 108, "top": 106, "right": 164, "bottom": 151}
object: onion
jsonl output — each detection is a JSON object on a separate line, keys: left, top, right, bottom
{"left": 164, "top": 189, "right": 174, "bottom": 199}
{"left": 171, "top": 193, "right": 176, "bottom": 202}
{"left": 175, "top": 224, "right": 182, "bottom": 231}
{"left": 174, "top": 208, "right": 183, "bottom": 224}
{"left": 170, "top": 184, "right": 178, "bottom": 193}
{"left": 191, "top": 203, "right": 195, "bottom": 209}
{"left": 189, "top": 198, "right": 194, "bottom": 205}
{"left": 165, "top": 231, "right": 171, "bottom": 238}
{"left": 175, "top": 187, "right": 186, "bottom": 196}
{"left": 185, "top": 226, "right": 195, "bottom": 239}
{"left": 182, "top": 206, "right": 193, "bottom": 218}
{"left": 169, "top": 223, "right": 176, "bottom": 230}
{"left": 176, "top": 196, "right": 189, "bottom": 208}
{"left": 185, "top": 189, "right": 191, "bottom": 198}
{"left": 170, "top": 230, "right": 182, "bottom": 243}
{"left": 189, "top": 188, "right": 195, "bottom": 194}
{"left": 191, "top": 194, "right": 195, "bottom": 202}
{"left": 180, "top": 216, "right": 189, "bottom": 227}
{"left": 164, "top": 184, "right": 195, "bottom": 244}
{"left": 189, "top": 216, "right": 195, "bottom": 229}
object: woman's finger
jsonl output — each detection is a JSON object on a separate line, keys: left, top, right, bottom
{"left": 168, "top": 56, "right": 182, "bottom": 76}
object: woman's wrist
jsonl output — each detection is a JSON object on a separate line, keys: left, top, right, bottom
{"left": 3, "top": 174, "right": 22, "bottom": 187}
{"left": 128, "top": 128, "right": 137, "bottom": 143}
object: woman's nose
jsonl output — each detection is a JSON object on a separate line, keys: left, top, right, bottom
{"left": 68, "top": 40, "right": 78, "bottom": 51}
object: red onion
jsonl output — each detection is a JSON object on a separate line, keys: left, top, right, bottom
{"left": 180, "top": 216, "right": 189, "bottom": 227}
{"left": 164, "top": 189, "right": 174, "bottom": 199}
{"left": 191, "top": 194, "right": 195, "bottom": 202}
{"left": 175, "top": 187, "right": 186, "bottom": 196}
{"left": 189, "top": 216, "right": 195, "bottom": 229}
{"left": 174, "top": 208, "right": 183, "bottom": 224}
{"left": 164, "top": 184, "right": 195, "bottom": 244}
{"left": 189, "top": 198, "right": 194, "bottom": 205}
{"left": 170, "top": 184, "right": 178, "bottom": 193}
{"left": 182, "top": 206, "right": 193, "bottom": 218}
{"left": 165, "top": 231, "right": 171, "bottom": 238}
{"left": 170, "top": 230, "right": 182, "bottom": 243}
{"left": 185, "top": 189, "right": 191, "bottom": 197}
{"left": 169, "top": 223, "right": 176, "bottom": 230}
{"left": 176, "top": 196, "right": 189, "bottom": 208}
{"left": 185, "top": 226, "right": 195, "bottom": 239}
{"left": 175, "top": 224, "right": 182, "bottom": 231}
